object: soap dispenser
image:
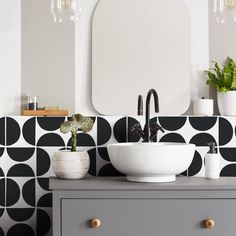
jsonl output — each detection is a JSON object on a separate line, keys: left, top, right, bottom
{"left": 205, "top": 142, "right": 220, "bottom": 179}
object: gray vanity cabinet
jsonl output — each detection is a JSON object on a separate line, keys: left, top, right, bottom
{"left": 49, "top": 177, "right": 236, "bottom": 236}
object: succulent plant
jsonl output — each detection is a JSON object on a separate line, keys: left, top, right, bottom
{"left": 60, "top": 114, "right": 94, "bottom": 152}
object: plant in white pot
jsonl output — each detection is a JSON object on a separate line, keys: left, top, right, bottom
{"left": 206, "top": 57, "right": 236, "bottom": 116}
{"left": 52, "top": 114, "right": 94, "bottom": 179}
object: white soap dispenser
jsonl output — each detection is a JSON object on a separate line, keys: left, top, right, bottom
{"left": 205, "top": 142, "right": 220, "bottom": 179}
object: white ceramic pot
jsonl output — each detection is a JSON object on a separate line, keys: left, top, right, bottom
{"left": 52, "top": 150, "right": 90, "bottom": 179}
{"left": 217, "top": 91, "right": 236, "bottom": 116}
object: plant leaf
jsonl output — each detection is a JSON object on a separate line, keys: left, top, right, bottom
{"left": 60, "top": 120, "right": 80, "bottom": 134}
{"left": 232, "top": 65, "right": 236, "bottom": 89}
{"left": 71, "top": 114, "right": 93, "bottom": 132}
{"left": 206, "top": 57, "right": 236, "bottom": 92}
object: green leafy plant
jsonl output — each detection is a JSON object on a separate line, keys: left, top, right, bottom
{"left": 60, "top": 114, "right": 93, "bottom": 152}
{"left": 206, "top": 57, "right": 236, "bottom": 93}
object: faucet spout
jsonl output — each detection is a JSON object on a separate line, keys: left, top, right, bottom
{"left": 144, "top": 89, "right": 159, "bottom": 142}
{"left": 132, "top": 89, "right": 163, "bottom": 142}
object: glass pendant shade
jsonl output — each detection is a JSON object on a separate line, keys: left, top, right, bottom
{"left": 214, "top": 0, "right": 236, "bottom": 23}
{"left": 51, "top": 0, "right": 82, "bottom": 23}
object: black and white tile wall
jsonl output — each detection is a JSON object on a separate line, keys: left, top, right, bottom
{"left": 0, "top": 116, "right": 235, "bottom": 235}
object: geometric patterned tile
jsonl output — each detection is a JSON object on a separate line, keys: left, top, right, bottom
{"left": 1, "top": 210, "right": 36, "bottom": 236}
{"left": 6, "top": 177, "right": 35, "bottom": 208}
{"left": 96, "top": 147, "right": 110, "bottom": 176}
{"left": 66, "top": 133, "right": 95, "bottom": 148}
{"left": 97, "top": 162, "right": 124, "bottom": 177}
{"left": 97, "top": 146, "right": 124, "bottom": 177}
{"left": 158, "top": 116, "right": 189, "bottom": 143}
{"left": 220, "top": 163, "right": 236, "bottom": 177}
{"left": 97, "top": 116, "right": 126, "bottom": 146}
{"left": 36, "top": 116, "right": 97, "bottom": 150}
{"left": 0, "top": 209, "right": 6, "bottom": 235}
{"left": 0, "top": 178, "right": 5, "bottom": 207}
{"left": 3, "top": 115, "right": 236, "bottom": 236}
{"left": 36, "top": 148, "right": 55, "bottom": 178}
{"left": 187, "top": 147, "right": 205, "bottom": 177}
{"left": 219, "top": 147, "right": 236, "bottom": 177}
{"left": 37, "top": 117, "right": 65, "bottom": 132}
{"left": 87, "top": 148, "right": 96, "bottom": 176}
{"left": 219, "top": 117, "right": 236, "bottom": 147}
{"left": 97, "top": 116, "right": 112, "bottom": 146}
{"left": 189, "top": 116, "right": 218, "bottom": 131}
{"left": 0, "top": 117, "right": 5, "bottom": 146}
{"left": 36, "top": 132, "right": 65, "bottom": 148}
{"left": 6, "top": 208, "right": 35, "bottom": 223}
{"left": 159, "top": 116, "right": 188, "bottom": 131}
{"left": 0, "top": 148, "right": 7, "bottom": 177}
{"left": 84, "top": 116, "right": 97, "bottom": 147}
{"left": 36, "top": 117, "right": 66, "bottom": 148}
{"left": 36, "top": 208, "right": 51, "bottom": 236}
{"left": 36, "top": 178, "right": 52, "bottom": 209}
{"left": 187, "top": 146, "right": 208, "bottom": 177}
{"left": 219, "top": 147, "right": 236, "bottom": 162}
{"left": 5, "top": 148, "right": 36, "bottom": 177}
{"left": 6, "top": 117, "right": 35, "bottom": 147}
{"left": 188, "top": 116, "right": 218, "bottom": 146}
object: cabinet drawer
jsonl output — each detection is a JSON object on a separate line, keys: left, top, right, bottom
{"left": 62, "top": 199, "right": 236, "bottom": 236}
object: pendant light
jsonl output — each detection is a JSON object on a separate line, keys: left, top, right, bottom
{"left": 51, "top": 0, "right": 82, "bottom": 23}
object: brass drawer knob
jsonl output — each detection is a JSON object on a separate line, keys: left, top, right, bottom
{"left": 204, "top": 219, "right": 215, "bottom": 229}
{"left": 90, "top": 218, "right": 101, "bottom": 228}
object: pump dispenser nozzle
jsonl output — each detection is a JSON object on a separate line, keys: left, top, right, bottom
{"left": 207, "top": 142, "right": 217, "bottom": 154}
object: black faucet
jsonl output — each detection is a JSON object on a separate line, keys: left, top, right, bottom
{"left": 144, "top": 89, "right": 159, "bottom": 142}
{"left": 132, "top": 89, "right": 164, "bottom": 142}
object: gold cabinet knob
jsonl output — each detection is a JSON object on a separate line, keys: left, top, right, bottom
{"left": 90, "top": 218, "right": 101, "bottom": 228}
{"left": 204, "top": 219, "right": 215, "bottom": 229}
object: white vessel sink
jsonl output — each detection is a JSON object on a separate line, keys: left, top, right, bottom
{"left": 107, "top": 142, "right": 196, "bottom": 183}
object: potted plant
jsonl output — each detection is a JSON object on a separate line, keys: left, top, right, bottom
{"left": 52, "top": 114, "right": 94, "bottom": 179}
{"left": 206, "top": 57, "right": 236, "bottom": 115}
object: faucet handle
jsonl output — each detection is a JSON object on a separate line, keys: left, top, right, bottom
{"left": 131, "top": 122, "right": 142, "bottom": 132}
{"left": 149, "top": 122, "right": 165, "bottom": 142}
{"left": 138, "top": 95, "right": 143, "bottom": 116}
{"left": 151, "top": 122, "right": 165, "bottom": 133}
{"left": 131, "top": 122, "right": 145, "bottom": 139}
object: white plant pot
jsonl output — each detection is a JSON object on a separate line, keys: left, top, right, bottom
{"left": 217, "top": 91, "right": 236, "bottom": 116}
{"left": 52, "top": 150, "right": 90, "bottom": 179}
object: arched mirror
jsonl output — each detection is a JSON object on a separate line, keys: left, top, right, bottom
{"left": 92, "top": 0, "right": 190, "bottom": 115}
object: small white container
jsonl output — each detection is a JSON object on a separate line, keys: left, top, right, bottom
{"left": 205, "top": 143, "right": 219, "bottom": 179}
{"left": 193, "top": 98, "right": 213, "bottom": 116}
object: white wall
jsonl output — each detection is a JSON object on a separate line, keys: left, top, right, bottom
{"left": 21, "top": 0, "right": 75, "bottom": 114}
{"left": 183, "top": 0, "right": 209, "bottom": 112}
{"left": 75, "top": 0, "right": 209, "bottom": 115}
{"left": 75, "top": 0, "right": 99, "bottom": 115}
{"left": 0, "top": 0, "right": 210, "bottom": 115}
{"left": 0, "top": 0, "right": 21, "bottom": 115}
{"left": 209, "top": 1, "right": 236, "bottom": 63}
{"left": 209, "top": 0, "right": 236, "bottom": 114}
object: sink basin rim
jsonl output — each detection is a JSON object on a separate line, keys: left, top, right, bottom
{"left": 107, "top": 142, "right": 192, "bottom": 147}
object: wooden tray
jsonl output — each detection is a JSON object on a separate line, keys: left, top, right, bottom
{"left": 23, "top": 110, "right": 69, "bottom": 116}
